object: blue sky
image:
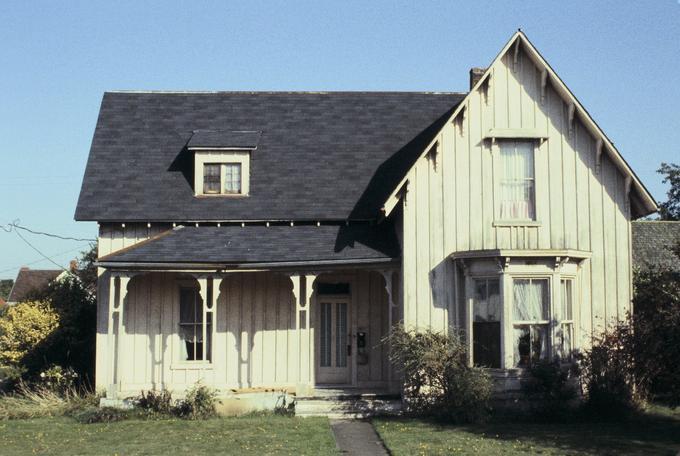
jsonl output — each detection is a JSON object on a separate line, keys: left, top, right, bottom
{"left": 1, "top": 0, "right": 679, "bottom": 279}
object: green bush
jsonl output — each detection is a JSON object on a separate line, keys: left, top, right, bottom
{"left": 174, "top": 383, "right": 219, "bottom": 420}
{"left": 137, "top": 389, "right": 174, "bottom": 415}
{"left": 385, "top": 325, "right": 492, "bottom": 423}
{"left": 521, "top": 361, "right": 578, "bottom": 420}
{"left": 0, "top": 365, "right": 25, "bottom": 392}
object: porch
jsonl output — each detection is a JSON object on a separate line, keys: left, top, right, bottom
{"left": 98, "top": 267, "right": 402, "bottom": 404}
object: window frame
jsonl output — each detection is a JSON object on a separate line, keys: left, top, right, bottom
{"left": 173, "top": 282, "right": 212, "bottom": 368}
{"left": 492, "top": 139, "right": 541, "bottom": 226}
{"left": 194, "top": 150, "right": 250, "bottom": 197}
{"left": 510, "top": 276, "right": 552, "bottom": 368}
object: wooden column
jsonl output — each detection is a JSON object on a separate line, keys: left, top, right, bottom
{"left": 107, "top": 273, "right": 130, "bottom": 399}
{"left": 291, "top": 273, "right": 316, "bottom": 394}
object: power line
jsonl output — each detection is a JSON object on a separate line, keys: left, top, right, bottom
{"left": 1, "top": 220, "right": 97, "bottom": 242}
{"left": 0, "top": 244, "right": 91, "bottom": 275}
{"left": 12, "top": 228, "right": 70, "bottom": 273}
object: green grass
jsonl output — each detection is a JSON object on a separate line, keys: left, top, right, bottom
{"left": 374, "top": 406, "right": 680, "bottom": 455}
{"left": 0, "top": 415, "right": 338, "bottom": 455}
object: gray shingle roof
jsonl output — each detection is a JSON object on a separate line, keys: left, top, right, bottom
{"left": 632, "top": 221, "right": 680, "bottom": 271}
{"left": 75, "top": 91, "right": 464, "bottom": 222}
{"left": 187, "top": 130, "right": 262, "bottom": 149}
{"left": 98, "top": 223, "right": 400, "bottom": 266}
{"left": 7, "top": 269, "right": 61, "bottom": 303}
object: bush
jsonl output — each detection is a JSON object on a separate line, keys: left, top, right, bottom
{"left": 174, "top": 383, "right": 219, "bottom": 420}
{"left": 521, "top": 361, "right": 578, "bottom": 420}
{"left": 137, "top": 389, "right": 174, "bottom": 415}
{"left": 385, "top": 325, "right": 492, "bottom": 423}
{"left": 0, "top": 365, "right": 25, "bottom": 392}
{"left": 38, "top": 365, "right": 79, "bottom": 395}
{"left": 0, "top": 301, "right": 59, "bottom": 366}
{"left": 71, "top": 406, "right": 133, "bottom": 424}
{"left": 576, "top": 322, "right": 644, "bottom": 417}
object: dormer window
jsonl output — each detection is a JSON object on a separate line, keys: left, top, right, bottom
{"left": 202, "top": 162, "right": 242, "bottom": 195}
{"left": 188, "top": 130, "right": 261, "bottom": 197}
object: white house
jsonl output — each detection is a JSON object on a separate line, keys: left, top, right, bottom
{"left": 75, "top": 31, "right": 657, "bottom": 413}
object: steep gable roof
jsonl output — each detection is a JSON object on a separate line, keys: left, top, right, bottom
{"left": 7, "top": 268, "right": 61, "bottom": 303}
{"left": 383, "top": 31, "right": 658, "bottom": 219}
{"left": 75, "top": 91, "right": 464, "bottom": 222}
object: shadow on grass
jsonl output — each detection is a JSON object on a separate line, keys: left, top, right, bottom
{"left": 376, "top": 405, "right": 680, "bottom": 455}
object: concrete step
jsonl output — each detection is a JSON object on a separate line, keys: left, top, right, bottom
{"left": 295, "top": 397, "right": 402, "bottom": 418}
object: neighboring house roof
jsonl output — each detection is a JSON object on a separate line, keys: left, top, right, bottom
{"left": 7, "top": 268, "right": 61, "bottom": 303}
{"left": 632, "top": 221, "right": 680, "bottom": 271}
{"left": 97, "top": 223, "right": 400, "bottom": 268}
{"left": 75, "top": 91, "right": 464, "bottom": 222}
{"left": 382, "top": 31, "right": 658, "bottom": 219}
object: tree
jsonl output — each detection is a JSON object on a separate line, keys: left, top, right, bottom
{"left": 0, "top": 280, "right": 13, "bottom": 301}
{"left": 657, "top": 162, "right": 680, "bottom": 221}
{"left": 0, "top": 301, "right": 59, "bottom": 365}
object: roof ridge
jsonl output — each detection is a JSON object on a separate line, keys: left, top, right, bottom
{"left": 105, "top": 90, "right": 468, "bottom": 96}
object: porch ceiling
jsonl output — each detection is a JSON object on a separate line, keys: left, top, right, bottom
{"left": 97, "top": 223, "right": 400, "bottom": 269}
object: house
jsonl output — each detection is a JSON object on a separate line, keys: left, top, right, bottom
{"left": 6, "top": 268, "right": 63, "bottom": 305}
{"left": 632, "top": 221, "right": 680, "bottom": 272}
{"left": 75, "top": 31, "right": 657, "bottom": 411}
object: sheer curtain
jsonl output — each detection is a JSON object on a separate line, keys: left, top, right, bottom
{"left": 512, "top": 279, "right": 548, "bottom": 321}
{"left": 499, "top": 141, "right": 535, "bottom": 220}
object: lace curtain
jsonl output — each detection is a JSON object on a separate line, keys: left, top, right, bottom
{"left": 499, "top": 141, "right": 535, "bottom": 220}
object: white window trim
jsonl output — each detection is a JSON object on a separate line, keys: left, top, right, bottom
{"left": 465, "top": 260, "right": 580, "bottom": 371}
{"left": 194, "top": 150, "right": 250, "bottom": 196}
{"left": 491, "top": 138, "right": 542, "bottom": 226}
{"left": 173, "top": 281, "right": 213, "bottom": 368}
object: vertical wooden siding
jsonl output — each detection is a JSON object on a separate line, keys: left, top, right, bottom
{"left": 401, "top": 48, "right": 632, "bottom": 344}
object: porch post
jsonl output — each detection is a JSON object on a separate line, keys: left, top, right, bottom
{"left": 107, "top": 273, "right": 130, "bottom": 399}
{"left": 291, "top": 273, "right": 316, "bottom": 395}
{"left": 379, "top": 270, "right": 397, "bottom": 389}
{"left": 303, "top": 274, "right": 316, "bottom": 386}
{"left": 197, "top": 276, "right": 209, "bottom": 370}
{"left": 106, "top": 273, "right": 117, "bottom": 398}
{"left": 116, "top": 276, "right": 130, "bottom": 394}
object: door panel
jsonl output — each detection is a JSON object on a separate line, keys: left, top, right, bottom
{"left": 317, "top": 299, "right": 351, "bottom": 384}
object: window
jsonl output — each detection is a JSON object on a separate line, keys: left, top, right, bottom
{"left": 560, "top": 279, "right": 574, "bottom": 359}
{"left": 223, "top": 163, "right": 242, "bottom": 194}
{"left": 512, "top": 278, "right": 549, "bottom": 367}
{"left": 203, "top": 164, "right": 221, "bottom": 194}
{"left": 499, "top": 141, "right": 535, "bottom": 220}
{"left": 178, "top": 287, "right": 211, "bottom": 362}
{"left": 472, "top": 278, "right": 501, "bottom": 368}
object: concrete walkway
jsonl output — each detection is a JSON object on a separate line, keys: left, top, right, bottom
{"left": 330, "top": 419, "right": 389, "bottom": 455}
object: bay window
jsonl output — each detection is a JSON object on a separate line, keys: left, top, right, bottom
{"left": 559, "top": 279, "right": 574, "bottom": 359}
{"left": 472, "top": 278, "right": 501, "bottom": 368}
{"left": 512, "top": 278, "right": 550, "bottom": 367}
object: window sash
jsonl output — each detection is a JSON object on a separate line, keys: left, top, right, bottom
{"left": 178, "top": 287, "right": 211, "bottom": 362}
{"left": 223, "top": 163, "right": 242, "bottom": 194}
{"left": 203, "top": 164, "right": 221, "bottom": 194}
{"left": 499, "top": 141, "right": 536, "bottom": 220}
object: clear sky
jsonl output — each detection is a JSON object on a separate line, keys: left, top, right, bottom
{"left": 1, "top": 0, "right": 679, "bottom": 279}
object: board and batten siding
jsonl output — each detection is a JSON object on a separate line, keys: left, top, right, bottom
{"left": 95, "top": 228, "right": 391, "bottom": 392}
{"left": 400, "top": 47, "right": 632, "bottom": 345}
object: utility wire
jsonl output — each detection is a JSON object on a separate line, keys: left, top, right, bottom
{"left": 0, "top": 244, "right": 91, "bottom": 275}
{"left": 12, "top": 228, "right": 70, "bottom": 273}
{"left": 1, "top": 220, "right": 97, "bottom": 242}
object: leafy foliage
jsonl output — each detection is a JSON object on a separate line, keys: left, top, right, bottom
{"left": 0, "top": 279, "right": 13, "bottom": 301}
{"left": 657, "top": 162, "right": 680, "bottom": 220}
{"left": 0, "top": 301, "right": 59, "bottom": 365}
{"left": 521, "top": 361, "right": 578, "bottom": 420}
{"left": 137, "top": 389, "right": 174, "bottom": 415}
{"left": 385, "top": 325, "right": 492, "bottom": 423}
{"left": 174, "top": 383, "right": 219, "bottom": 420}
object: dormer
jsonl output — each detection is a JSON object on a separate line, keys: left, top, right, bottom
{"left": 188, "top": 130, "right": 261, "bottom": 197}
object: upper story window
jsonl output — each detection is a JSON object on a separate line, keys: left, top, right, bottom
{"left": 498, "top": 140, "right": 535, "bottom": 221}
{"left": 202, "top": 162, "right": 243, "bottom": 195}
{"left": 194, "top": 151, "right": 250, "bottom": 196}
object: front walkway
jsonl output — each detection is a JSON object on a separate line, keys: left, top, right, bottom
{"left": 330, "top": 419, "right": 389, "bottom": 455}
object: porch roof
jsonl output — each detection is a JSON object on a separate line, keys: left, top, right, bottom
{"left": 97, "top": 223, "right": 400, "bottom": 269}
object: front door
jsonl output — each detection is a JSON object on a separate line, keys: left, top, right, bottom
{"left": 316, "top": 298, "right": 351, "bottom": 384}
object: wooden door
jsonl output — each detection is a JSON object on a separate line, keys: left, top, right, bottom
{"left": 316, "top": 298, "right": 351, "bottom": 384}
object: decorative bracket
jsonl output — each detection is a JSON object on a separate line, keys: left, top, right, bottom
{"left": 540, "top": 69, "right": 548, "bottom": 104}
{"left": 554, "top": 256, "right": 569, "bottom": 271}
{"left": 624, "top": 176, "right": 632, "bottom": 214}
{"left": 595, "top": 138, "right": 604, "bottom": 174}
{"left": 567, "top": 103, "right": 575, "bottom": 137}
{"left": 426, "top": 141, "right": 439, "bottom": 171}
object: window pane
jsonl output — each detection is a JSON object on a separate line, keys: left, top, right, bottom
{"left": 320, "top": 303, "right": 332, "bottom": 367}
{"left": 514, "top": 326, "right": 531, "bottom": 367}
{"left": 224, "top": 163, "right": 242, "bottom": 194}
{"left": 561, "top": 323, "right": 573, "bottom": 359}
{"left": 561, "top": 280, "right": 573, "bottom": 320}
{"left": 203, "top": 164, "right": 221, "bottom": 194}
{"left": 179, "top": 288, "right": 197, "bottom": 323}
{"left": 513, "top": 279, "right": 549, "bottom": 321}
{"left": 472, "top": 279, "right": 501, "bottom": 368}
{"left": 336, "top": 302, "right": 347, "bottom": 367}
{"left": 514, "top": 324, "right": 549, "bottom": 367}
{"left": 499, "top": 141, "right": 535, "bottom": 220}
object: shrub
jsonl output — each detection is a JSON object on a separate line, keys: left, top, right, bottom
{"left": 521, "top": 361, "right": 578, "bottom": 420}
{"left": 38, "top": 365, "right": 79, "bottom": 395}
{"left": 174, "top": 383, "right": 219, "bottom": 420}
{"left": 0, "top": 365, "right": 25, "bottom": 392}
{"left": 71, "top": 406, "right": 133, "bottom": 424}
{"left": 137, "top": 389, "right": 174, "bottom": 415}
{"left": 0, "top": 301, "right": 59, "bottom": 366}
{"left": 385, "top": 325, "right": 492, "bottom": 423}
{"left": 576, "top": 322, "right": 644, "bottom": 417}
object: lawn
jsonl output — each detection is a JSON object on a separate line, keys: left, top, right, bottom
{"left": 0, "top": 415, "right": 338, "bottom": 455}
{"left": 374, "top": 406, "right": 680, "bottom": 455}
